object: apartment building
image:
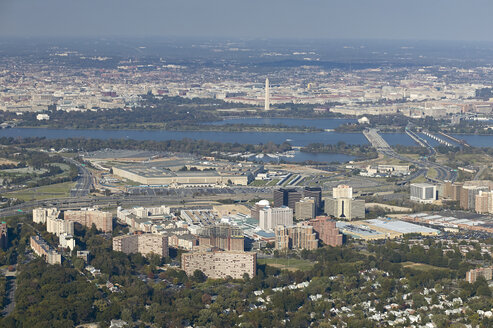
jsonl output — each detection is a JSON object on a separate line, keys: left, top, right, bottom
{"left": 113, "top": 233, "right": 169, "bottom": 257}
{"left": 64, "top": 209, "right": 113, "bottom": 232}
{"left": 181, "top": 250, "right": 256, "bottom": 279}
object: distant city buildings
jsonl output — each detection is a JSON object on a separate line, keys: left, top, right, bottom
{"left": 410, "top": 183, "right": 437, "bottom": 204}
{"left": 113, "top": 233, "right": 169, "bottom": 258}
{"left": 181, "top": 250, "right": 256, "bottom": 279}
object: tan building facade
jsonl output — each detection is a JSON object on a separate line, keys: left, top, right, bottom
{"left": 181, "top": 251, "right": 256, "bottom": 279}
{"left": 30, "top": 235, "right": 61, "bottom": 265}
{"left": 113, "top": 233, "right": 169, "bottom": 257}
{"left": 295, "top": 197, "right": 315, "bottom": 220}
{"left": 275, "top": 224, "right": 318, "bottom": 250}
{"left": 64, "top": 209, "right": 113, "bottom": 232}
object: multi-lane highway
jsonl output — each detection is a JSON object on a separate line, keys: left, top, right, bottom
{"left": 64, "top": 158, "right": 93, "bottom": 197}
{"left": 364, "top": 128, "right": 457, "bottom": 183}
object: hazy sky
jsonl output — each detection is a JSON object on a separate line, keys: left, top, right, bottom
{"left": 1, "top": 0, "right": 493, "bottom": 41}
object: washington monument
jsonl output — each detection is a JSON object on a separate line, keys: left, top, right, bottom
{"left": 264, "top": 78, "right": 270, "bottom": 110}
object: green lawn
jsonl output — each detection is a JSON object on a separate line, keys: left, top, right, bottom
{"left": 257, "top": 258, "right": 315, "bottom": 272}
{"left": 266, "top": 179, "right": 280, "bottom": 186}
{"left": 4, "top": 181, "right": 76, "bottom": 201}
{"left": 249, "top": 180, "right": 269, "bottom": 186}
{"left": 427, "top": 168, "right": 438, "bottom": 179}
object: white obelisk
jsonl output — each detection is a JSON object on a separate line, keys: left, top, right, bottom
{"left": 264, "top": 78, "right": 270, "bottom": 110}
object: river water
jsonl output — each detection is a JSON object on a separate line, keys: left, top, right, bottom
{"left": 1, "top": 118, "right": 492, "bottom": 163}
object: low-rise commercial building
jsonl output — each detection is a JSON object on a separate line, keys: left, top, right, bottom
{"left": 181, "top": 250, "right": 256, "bottom": 279}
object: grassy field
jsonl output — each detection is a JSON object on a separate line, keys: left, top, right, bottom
{"left": 249, "top": 179, "right": 269, "bottom": 186}
{"left": 5, "top": 181, "right": 76, "bottom": 201}
{"left": 257, "top": 258, "right": 315, "bottom": 272}
{"left": 266, "top": 179, "right": 280, "bottom": 186}
{"left": 427, "top": 168, "right": 438, "bottom": 179}
{"left": 401, "top": 262, "right": 449, "bottom": 272}
{"left": 411, "top": 175, "right": 428, "bottom": 183}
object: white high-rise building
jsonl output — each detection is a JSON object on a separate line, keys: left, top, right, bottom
{"left": 264, "top": 78, "right": 270, "bottom": 110}
{"left": 258, "top": 206, "right": 293, "bottom": 231}
{"left": 333, "top": 185, "right": 353, "bottom": 199}
{"left": 410, "top": 183, "right": 437, "bottom": 204}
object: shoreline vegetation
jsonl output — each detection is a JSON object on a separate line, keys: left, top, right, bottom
{"left": 0, "top": 137, "right": 374, "bottom": 161}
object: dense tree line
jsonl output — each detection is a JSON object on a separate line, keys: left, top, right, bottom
{"left": 0, "top": 137, "right": 292, "bottom": 157}
{"left": 302, "top": 142, "right": 378, "bottom": 159}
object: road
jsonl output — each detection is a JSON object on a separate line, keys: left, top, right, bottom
{"left": 64, "top": 158, "right": 92, "bottom": 197}
{"left": 364, "top": 128, "right": 457, "bottom": 183}
{"left": 1, "top": 267, "right": 17, "bottom": 317}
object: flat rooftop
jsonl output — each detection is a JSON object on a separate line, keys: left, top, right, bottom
{"left": 365, "top": 218, "right": 439, "bottom": 235}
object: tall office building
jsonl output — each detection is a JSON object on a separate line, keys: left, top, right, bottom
{"left": 466, "top": 267, "right": 493, "bottom": 284}
{"left": 475, "top": 191, "right": 493, "bottom": 214}
{"left": 274, "top": 188, "right": 302, "bottom": 211}
{"left": 325, "top": 184, "right": 364, "bottom": 221}
{"left": 333, "top": 185, "right": 353, "bottom": 199}
{"left": 443, "top": 181, "right": 463, "bottom": 201}
{"left": 410, "top": 183, "right": 437, "bottom": 204}
{"left": 295, "top": 197, "right": 315, "bottom": 220}
{"left": 264, "top": 78, "right": 270, "bottom": 110}
{"left": 325, "top": 198, "right": 365, "bottom": 221}
{"left": 259, "top": 206, "right": 293, "bottom": 231}
{"left": 460, "top": 185, "right": 488, "bottom": 210}
{"left": 304, "top": 187, "right": 322, "bottom": 214}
